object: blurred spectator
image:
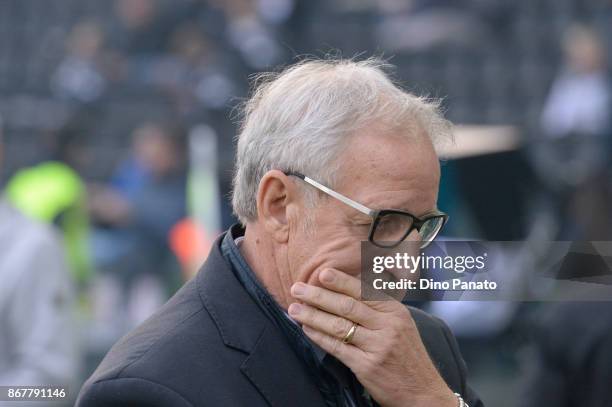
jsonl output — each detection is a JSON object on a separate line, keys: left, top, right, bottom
{"left": 531, "top": 24, "right": 612, "bottom": 240}
{"left": 4, "top": 117, "right": 92, "bottom": 285}
{"left": 215, "top": 0, "right": 288, "bottom": 69}
{"left": 0, "top": 124, "right": 80, "bottom": 401}
{"left": 374, "top": 0, "right": 491, "bottom": 52}
{"left": 151, "top": 23, "right": 238, "bottom": 114}
{"left": 88, "top": 120, "right": 186, "bottom": 328}
{"left": 108, "top": 0, "right": 165, "bottom": 55}
{"left": 0, "top": 202, "right": 80, "bottom": 402}
{"left": 541, "top": 24, "right": 610, "bottom": 141}
{"left": 95, "top": 0, "right": 179, "bottom": 89}
{"left": 89, "top": 120, "right": 187, "bottom": 250}
{"left": 52, "top": 20, "right": 107, "bottom": 103}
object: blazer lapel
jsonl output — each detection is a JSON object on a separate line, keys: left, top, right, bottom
{"left": 197, "top": 233, "right": 326, "bottom": 407}
{"left": 241, "top": 325, "right": 326, "bottom": 407}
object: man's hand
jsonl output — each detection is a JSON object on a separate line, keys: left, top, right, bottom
{"left": 288, "top": 268, "right": 457, "bottom": 407}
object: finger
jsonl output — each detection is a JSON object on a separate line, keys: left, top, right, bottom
{"left": 302, "top": 324, "right": 365, "bottom": 369}
{"left": 291, "top": 282, "right": 377, "bottom": 328}
{"left": 318, "top": 268, "right": 402, "bottom": 310}
{"left": 288, "top": 302, "right": 372, "bottom": 349}
{"left": 318, "top": 268, "right": 361, "bottom": 299}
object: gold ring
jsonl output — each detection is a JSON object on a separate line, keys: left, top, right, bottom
{"left": 342, "top": 323, "right": 358, "bottom": 344}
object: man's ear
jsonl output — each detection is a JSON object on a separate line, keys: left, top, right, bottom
{"left": 256, "top": 170, "right": 296, "bottom": 243}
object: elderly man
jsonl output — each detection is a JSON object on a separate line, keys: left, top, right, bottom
{"left": 77, "top": 58, "right": 483, "bottom": 407}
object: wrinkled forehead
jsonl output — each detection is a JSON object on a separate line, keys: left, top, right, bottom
{"left": 335, "top": 127, "right": 440, "bottom": 193}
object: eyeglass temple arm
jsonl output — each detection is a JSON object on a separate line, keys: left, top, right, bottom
{"left": 285, "top": 172, "right": 376, "bottom": 217}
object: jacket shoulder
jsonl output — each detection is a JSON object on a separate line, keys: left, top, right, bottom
{"left": 78, "top": 278, "right": 232, "bottom": 405}
{"left": 77, "top": 377, "right": 194, "bottom": 407}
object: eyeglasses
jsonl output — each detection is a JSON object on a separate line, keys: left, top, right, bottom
{"left": 285, "top": 172, "right": 448, "bottom": 249}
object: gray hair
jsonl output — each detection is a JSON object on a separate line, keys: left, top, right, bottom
{"left": 231, "top": 57, "right": 453, "bottom": 225}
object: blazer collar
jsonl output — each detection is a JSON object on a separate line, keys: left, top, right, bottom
{"left": 196, "top": 231, "right": 326, "bottom": 407}
{"left": 196, "top": 231, "right": 267, "bottom": 353}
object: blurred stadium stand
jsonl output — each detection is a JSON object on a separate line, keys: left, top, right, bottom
{"left": 0, "top": 0, "right": 610, "bottom": 183}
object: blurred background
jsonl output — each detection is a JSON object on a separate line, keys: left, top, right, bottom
{"left": 0, "top": 0, "right": 611, "bottom": 406}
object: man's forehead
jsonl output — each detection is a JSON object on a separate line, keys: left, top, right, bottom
{"left": 338, "top": 130, "right": 440, "bottom": 185}
{"left": 332, "top": 130, "right": 440, "bottom": 215}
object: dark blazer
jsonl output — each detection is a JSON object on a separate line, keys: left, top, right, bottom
{"left": 77, "top": 233, "right": 483, "bottom": 406}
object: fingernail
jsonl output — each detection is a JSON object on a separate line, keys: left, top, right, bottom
{"left": 288, "top": 303, "right": 302, "bottom": 316}
{"left": 292, "top": 282, "right": 306, "bottom": 296}
{"left": 321, "top": 269, "right": 335, "bottom": 283}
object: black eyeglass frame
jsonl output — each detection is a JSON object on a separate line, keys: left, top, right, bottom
{"left": 284, "top": 171, "right": 449, "bottom": 249}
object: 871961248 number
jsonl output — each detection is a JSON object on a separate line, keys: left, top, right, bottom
{"left": 1, "top": 386, "right": 68, "bottom": 401}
